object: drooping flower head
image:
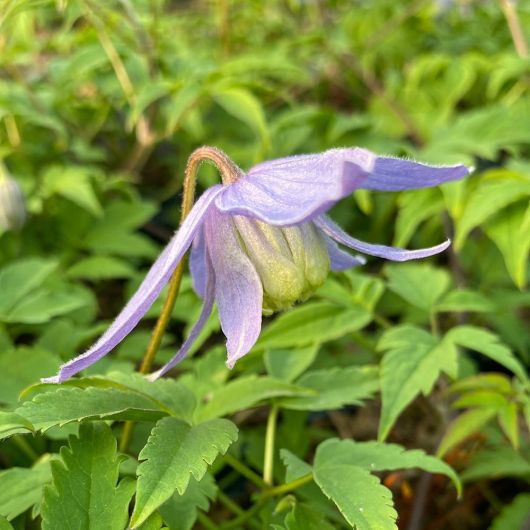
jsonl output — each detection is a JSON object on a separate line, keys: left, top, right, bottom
{"left": 43, "top": 147, "right": 469, "bottom": 383}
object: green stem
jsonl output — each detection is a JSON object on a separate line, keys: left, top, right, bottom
{"left": 217, "top": 472, "right": 314, "bottom": 529}
{"left": 261, "top": 473, "right": 313, "bottom": 498}
{"left": 217, "top": 491, "right": 262, "bottom": 530}
{"left": 430, "top": 312, "right": 440, "bottom": 338}
{"left": 12, "top": 435, "right": 38, "bottom": 462}
{"left": 263, "top": 404, "right": 279, "bottom": 485}
{"left": 499, "top": 0, "right": 529, "bottom": 58}
{"left": 374, "top": 313, "right": 392, "bottom": 329}
{"left": 197, "top": 511, "right": 221, "bottom": 530}
{"left": 223, "top": 453, "right": 268, "bottom": 489}
{"left": 217, "top": 490, "right": 245, "bottom": 516}
{"left": 220, "top": 497, "right": 268, "bottom": 530}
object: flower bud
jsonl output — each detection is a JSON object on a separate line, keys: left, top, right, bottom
{"left": 0, "top": 166, "right": 25, "bottom": 231}
{"left": 233, "top": 216, "right": 329, "bottom": 314}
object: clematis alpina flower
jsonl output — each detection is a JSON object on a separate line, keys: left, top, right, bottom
{"left": 43, "top": 147, "right": 469, "bottom": 383}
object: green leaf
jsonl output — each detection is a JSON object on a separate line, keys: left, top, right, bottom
{"left": 41, "top": 165, "right": 103, "bottom": 217}
{"left": 82, "top": 200, "right": 158, "bottom": 259}
{"left": 385, "top": 263, "right": 451, "bottom": 311}
{"left": 0, "top": 515, "right": 14, "bottom": 530}
{"left": 16, "top": 387, "right": 169, "bottom": 431}
{"left": 256, "top": 302, "right": 371, "bottom": 350}
{"left": 164, "top": 82, "right": 203, "bottom": 135}
{"left": 490, "top": 494, "right": 530, "bottom": 530}
{"left": 0, "top": 348, "right": 61, "bottom": 405}
{"left": 461, "top": 445, "right": 530, "bottom": 482}
{"left": 447, "top": 326, "right": 527, "bottom": 383}
{"left": 195, "top": 376, "right": 311, "bottom": 422}
{"left": 136, "top": 512, "right": 164, "bottom": 530}
{"left": 131, "top": 417, "right": 237, "bottom": 528}
{"left": 434, "top": 290, "right": 495, "bottom": 313}
{"left": 279, "top": 366, "right": 379, "bottom": 411}
{"left": 3, "top": 288, "right": 87, "bottom": 324}
{"left": 127, "top": 79, "right": 171, "bottom": 130}
{"left": 313, "top": 459, "right": 397, "bottom": 530}
{"left": 378, "top": 326, "right": 458, "bottom": 440}
{"left": 105, "top": 372, "right": 197, "bottom": 423}
{"left": 485, "top": 201, "right": 530, "bottom": 288}
{"left": 454, "top": 169, "right": 530, "bottom": 249}
{"left": 41, "top": 422, "right": 135, "bottom": 530}
{"left": 0, "top": 258, "right": 57, "bottom": 315}
{"left": 213, "top": 87, "right": 270, "bottom": 149}
{"left": 284, "top": 503, "right": 336, "bottom": 530}
{"left": 437, "top": 408, "right": 497, "bottom": 458}
{"left": 423, "top": 105, "right": 530, "bottom": 163}
{"left": 159, "top": 474, "right": 217, "bottom": 530}
{"left": 280, "top": 449, "right": 313, "bottom": 482}
{"left": 67, "top": 256, "right": 136, "bottom": 280}
{"left": 265, "top": 345, "right": 319, "bottom": 382}
{"left": 0, "top": 411, "right": 34, "bottom": 440}
{"left": 0, "top": 462, "right": 50, "bottom": 521}
{"left": 497, "top": 401, "right": 519, "bottom": 449}
{"left": 316, "top": 439, "right": 461, "bottom": 496}
{"left": 394, "top": 188, "right": 444, "bottom": 247}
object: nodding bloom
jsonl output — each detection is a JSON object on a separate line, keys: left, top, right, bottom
{"left": 43, "top": 147, "right": 469, "bottom": 383}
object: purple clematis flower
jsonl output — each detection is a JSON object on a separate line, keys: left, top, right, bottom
{"left": 43, "top": 148, "right": 468, "bottom": 383}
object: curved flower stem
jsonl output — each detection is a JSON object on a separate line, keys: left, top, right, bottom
{"left": 263, "top": 404, "right": 279, "bottom": 485}
{"left": 140, "top": 146, "right": 243, "bottom": 375}
{"left": 120, "top": 146, "right": 242, "bottom": 453}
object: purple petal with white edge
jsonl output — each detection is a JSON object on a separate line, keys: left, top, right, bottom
{"left": 190, "top": 225, "right": 207, "bottom": 298}
{"left": 215, "top": 148, "right": 375, "bottom": 226}
{"left": 205, "top": 207, "right": 263, "bottom": 368}
{"left": 323, "top": 234, "right": 366, "bottom": 271}
{"left": 147, "top": 248, "right": 216, "bottom": 381}
{"left": 42, "top": 185, "right": 224, "bottom": 384}
{"left": 315, "top": 215, "right": 450, "bottom": 262}
{"left": 362, "top": 156, "right": 469, "bottom": 191}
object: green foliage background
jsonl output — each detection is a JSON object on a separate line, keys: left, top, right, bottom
{"left": 0, "top": 0, "right": 529, "bottom": 529}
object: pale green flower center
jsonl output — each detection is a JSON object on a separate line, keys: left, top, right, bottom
{"left": 233, "top": 216, "right": 329, "bottom": 315}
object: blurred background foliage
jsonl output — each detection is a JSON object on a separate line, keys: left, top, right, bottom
{"left": 0, "top": 0, "right": 530, "bottom": 529}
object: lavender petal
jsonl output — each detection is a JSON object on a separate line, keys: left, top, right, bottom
{"left": 363, "top": 156, "right": 469, "bottom": 191}
{"left": 42, "top": 185, "right": 224, "bottom": 383}
{"left": 215, "top": 148, "right": 375, "bottom": 225}
{"left": 147, "top": 249, "right": 216, "bottom": 381}
{"left": 190, "top": 225, "right": 207, "bottom": 298}
{"left": 316, "top": 215, "right": 451, "bottom": 262}
{"left": 323, "top": 234, "right": 367, "bottom": 271}
{"left": 205, "top": 207, "right": 263, "bottom": 368}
